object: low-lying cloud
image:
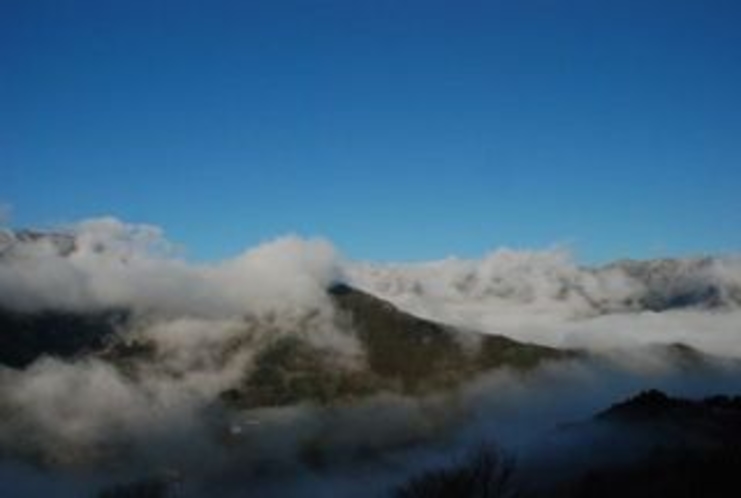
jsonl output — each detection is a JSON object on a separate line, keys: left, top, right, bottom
{"left": 347, "top": 250, "right": 741, "bottom": 357}
{"left": 1, "top": 216, "right": 740, "bottom": 496}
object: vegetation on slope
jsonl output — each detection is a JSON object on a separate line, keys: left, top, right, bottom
{"left": 223, "top": 284, "right": 569, "bottom": 407}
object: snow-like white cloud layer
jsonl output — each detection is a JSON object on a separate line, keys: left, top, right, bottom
{"left": 0, "top": 217, "right": 340, "bottom": 316}
{"left": 347, "top": 250, "right": 741, "bottom": 357}
{"left": 1, "top": 216, "right": 741, "bottom": 497}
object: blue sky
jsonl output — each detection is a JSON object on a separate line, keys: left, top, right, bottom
{"left": 2, "top": 0, "right": 740, "bottom": 263}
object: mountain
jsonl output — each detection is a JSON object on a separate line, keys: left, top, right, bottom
{"left": 330, "top": 283, "right": 567, "bottom": 384}
{"left": 2, "top": 226, "right": 741, "bottom": 497}
{"left": 0, "top": 307, "right": 128, "bottom": 368}
{"left": 348, "top": 255, "right": 741, "bottom": 319}
{"left": 597, "top": 388, "right": 741, "bottom": 424}
{"left": 604, "top": 258, "right": 741, "bottom": 311}
{"left": 4, "top": 228, "right": 741, "bottom": 315}
{"left": 397, "top": 389, "right": 741, "bottom": 498}
{"left": 0, "top": 280, "right": 568, "bottom": 406}
{"left": 221, "top": 283, "right": 569, "bottom": 407}
{"left": 568, "top": 390, "right": 741, "bottom": 498}
{"left": 535, "top": 389, "right": 741, "bottom": 498}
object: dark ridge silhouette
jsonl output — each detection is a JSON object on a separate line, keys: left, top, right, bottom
{"left": 0, "top": 307, "right": 128, "bottom": 368}
{"left": 597, "top": 389, "right": 741, "bottom": 425}
{"left": 556, "top": 390, "right": 741, "bottom": 497}
{"left": 330, "top": 283, "right": 568, "bottom": 387}
{"left": 398, "top": 391, "right": 741, "bottom": 498}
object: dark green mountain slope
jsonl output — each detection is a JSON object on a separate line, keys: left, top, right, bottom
{"left": 0, "top": 308, "right": 127, "bottom": 368}
{"left": 223, "top": 284, "right": 569, "bottom": 407}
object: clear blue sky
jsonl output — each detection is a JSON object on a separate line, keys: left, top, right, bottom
{"left": 2, "top": 0, "right": 740, "bottom": 263}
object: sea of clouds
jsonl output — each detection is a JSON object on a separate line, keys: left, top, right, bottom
{"left": 0, "top": 217, "right": 740, "bottom": 497}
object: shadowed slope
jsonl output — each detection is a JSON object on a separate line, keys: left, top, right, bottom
{"left": 330, "top": 283, "right": 567, "bottom": 390}
{"left": 222, "top": 284, "right": 570, "bottom": 408}
{"left": 0, "top": 308, "right": 127, "bottom": 368}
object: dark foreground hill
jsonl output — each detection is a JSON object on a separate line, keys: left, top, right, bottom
{"left": 394, "top": 389, "right": 741, "bottom": 498}
{"left": 565, "top": 390, "right": 741, "bottom": 498}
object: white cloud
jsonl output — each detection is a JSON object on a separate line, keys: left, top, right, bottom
{"left": 0, "top": 218, "right": 342, "bottom": 317}
{"left": 1, "top": 216, "right": 741, "bottom": 496}
{"left": 347, "top": 250, "right": 741, "bottom": 356}
{"left": 0, "top": 203, "right": 11, "bottom": 225}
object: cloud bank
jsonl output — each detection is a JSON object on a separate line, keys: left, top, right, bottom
{"left": 347, "top": 250, "right": 741, "bottom": 357}
{"left": 1, "top": 216, "right": 740, "bottom": 497}
{"left": 0, "top": 217, "right": 340, "bottom": 316}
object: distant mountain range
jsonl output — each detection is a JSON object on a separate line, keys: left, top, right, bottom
{"left": 350, "top": 255, "right": 741, "bottom": 316}
{"left": 3, "top": 228, "right": 741, "bottom": 315}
